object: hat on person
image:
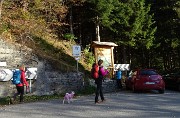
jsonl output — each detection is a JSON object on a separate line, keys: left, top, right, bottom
{"left": 98, "top": 59, "right": 103, "bottom": 65}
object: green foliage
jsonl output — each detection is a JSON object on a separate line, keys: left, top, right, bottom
{"left": 171, "top": 38, "right": 180, "bottom": 48}
{"left": 63, "top": 33, "right": 77, "bottom": 42}
{"left": 151, "top": 0, "right": 180, "bottom": 70}
{"left": 0, "top": 97, "right": 10, "bottom": 106}
{"left": 24, "top": 94, "right": 62, "bottom": 102}
{"left": 0, "top": 94, "right": 63, "bottom": 106}
{"left": 83, "top": 45, "right": 95, "bottom": 67}
{"left": 21, "top": 9, "right": 33, "bottom": 20}
{"left": 88, "top": 0, "right": 156, "bottom": 49}
{"left": 0, "top": 22, "right": 11, "bottom": 34}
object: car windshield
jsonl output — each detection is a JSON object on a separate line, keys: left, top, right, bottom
{"left": 140, "top": 70, "right": 157, "bottom": 75}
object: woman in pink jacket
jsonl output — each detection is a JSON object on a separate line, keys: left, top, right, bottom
{"left": 11, "top": 65, "right": 29, "bottom": 103}
{"left": 95, "top": 59, "right": 109, "bottom": 104}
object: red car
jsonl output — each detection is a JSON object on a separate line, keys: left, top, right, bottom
{"left": 125, "top": 69, "right": 165, "bottom": 93}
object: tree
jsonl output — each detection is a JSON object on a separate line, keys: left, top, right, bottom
{"left": 151, "top": 0, "right": 180, "bottom": 70}
{"left": 61, "top": 0, "right": 85, "bottom": 34}
{"left": 88, "top": 0, "right": 156, "bottom": 66}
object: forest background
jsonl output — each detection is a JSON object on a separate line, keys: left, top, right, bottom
{"left": 0, "top": 0, "right": 179, "bottom": 75}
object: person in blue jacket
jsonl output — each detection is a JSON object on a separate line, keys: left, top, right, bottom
{"left": 116, "top": 68, "right": 122, "bottom": 89}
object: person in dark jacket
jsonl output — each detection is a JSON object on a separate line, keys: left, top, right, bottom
{"left": 10, "top": 65, "right": 29, "bottom": 104}
{"left": 116, "top": 68, "right": 122, "bottom": 89}
{"left": 95, "top": 59, "right": 109, "bottom": 104}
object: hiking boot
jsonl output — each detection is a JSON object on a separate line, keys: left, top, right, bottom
{"left": 101, "top": 99, "right": 106, "bottom": 102}
{"left": 95, "top": 101, "right": 100, "bottom": 104}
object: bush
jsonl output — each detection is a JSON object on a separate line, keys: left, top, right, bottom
{"left": 63, "top": 33, "right": 77, "bottom": 42}
{"left": 83, "top": 45, "right": 95, "bottom": 67}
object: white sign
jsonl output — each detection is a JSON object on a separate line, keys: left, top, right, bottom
{"left": 72, "top": 45, "right": 81, "bottom": 57}
{"left": 114, "top": 64, "right": 130, "bottom": 71}
{"left": 0, "top": 69, "right": 13, "bottom": 81}
{"left": 0, "top": 62, "right": 7, "bottom": 66}
{"left": 0, "top": 68, "right": 37, "bottom": 81}
{"left": 25, "top": 68, "right": 37, "bottom": 80}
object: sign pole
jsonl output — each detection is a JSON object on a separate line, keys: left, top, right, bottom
{"left": 75, "top": 57, "right": 79, "bottom": 72}
{"left": 29, "top": 79, "right": 32, "bottom": 93}
{"left": 77, "top": 60, "right": 78, "bottom": 72}
{"left": 72, "top": 45, "right": 81, "bottom": 72}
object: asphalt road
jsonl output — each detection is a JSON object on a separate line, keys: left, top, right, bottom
{"left": 0, "top": 90, "right": 180, "bottom": 118}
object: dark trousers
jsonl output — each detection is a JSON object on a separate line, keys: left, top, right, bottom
{"left": 95, "top": 80, "right": 104, "bottom": 102}
{"left": 117, "top": 79, "right": 122, "bottom": 89}
{"left": 14, "top": 86, "right": 24, "bottom": 102}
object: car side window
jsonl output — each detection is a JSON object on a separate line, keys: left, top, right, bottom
{"left": 140, "top": 70, "right": 157, "bottom": 75}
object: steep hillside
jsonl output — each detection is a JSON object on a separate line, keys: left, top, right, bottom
{"left": 0, "top": 25, "right": 90, "bottom": 73}
{"left": 0, "top": 1, "right": 91, "bottom": 74}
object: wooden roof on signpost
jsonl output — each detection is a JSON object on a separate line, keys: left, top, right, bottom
{"left": 91, "top": 41, "right": 118, "bottom": 47}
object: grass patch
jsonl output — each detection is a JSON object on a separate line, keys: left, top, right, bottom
{"left": 0, "top": 97, "right": 10, "bottom": 106}
{"left": 0, "top": 85, "right": 96, "bottom": 106}
{"left": 24, "top": 94, "right": 63, "bottom": 102}
{"left": 0, "top": 94, "right": 64, "bottom": 106}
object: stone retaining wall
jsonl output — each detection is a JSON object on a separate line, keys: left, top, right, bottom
{"left": 0, "top": 38, "right": 118, "bottom": 97}
{"left": 89, "top": 79, "right": 119, "bottom": 93}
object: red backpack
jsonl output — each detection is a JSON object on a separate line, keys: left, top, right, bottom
{"left": 91, "top": 63, "right": 99, "bottom": 79}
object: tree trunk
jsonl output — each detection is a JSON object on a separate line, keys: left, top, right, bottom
{"left": 122, "top": 45, "right": 127, "bottom": 64}
{"left": 70, "top": 4, "right": 73, "bottom": 34}
{"left": 96, "top": 16, "right": 100, "bottom": 42}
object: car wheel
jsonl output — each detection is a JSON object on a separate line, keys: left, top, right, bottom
{"left": 159, "top": 89, "right": 165, "bottom": 94}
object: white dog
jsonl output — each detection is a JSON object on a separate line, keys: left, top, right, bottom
{"left": 63, "top": 91, "right": 75, "bottom": 104}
